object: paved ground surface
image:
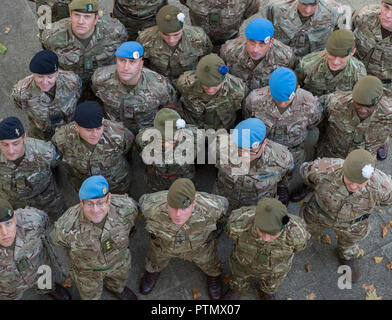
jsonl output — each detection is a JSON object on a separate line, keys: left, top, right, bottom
{"left": 1, "top": 0, "right": 391, "bottom": 301}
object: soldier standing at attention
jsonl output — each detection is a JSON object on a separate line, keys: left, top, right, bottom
{"left": 12, "top": 50, "right": 82, "bottom": 141}
{"left": 139, "top": 178, "right": 229, "bottom": 300}
{"left": 0, "top": 117, "right": 66, "bottom": 219}
{"left": 50, "top": 175, "right": 139, "bottom": 300}
{"left": 224, "top": 197, "right": 309, "bottom": 300}
{"left": 220, "top": 18, "right": 295, "bottom": 91}
{"left": 40, "top": 0, "right": 128, "bottom": 100}
{"left": 92, "top": 41, "right": 178, "bottom": 136}
{"left": 300, "top": 149, "right": 392, "bottom": 281}
{"left": 137, "top": 5, "right": 213, "bottom": 84}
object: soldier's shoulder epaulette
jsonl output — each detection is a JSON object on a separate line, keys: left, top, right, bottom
{"left": 377, "top": 96, "right": 392, "bottom": 117}
{"left": 41, "top": 18, "right": 69, "bottom": 47}
{"left": 318, "top": 0, "right": 341, "bottom": 18}
{"left": 142, "top": 67, "right": 168, "bottom": 84}
{"left": 97, "top": 16, "right": 126, "bottom": 37}
{"left": 25, "top": 138, "right": 56, "bottom": 160}
{"left": 177, "top": 70, "right": 197, "bottom": 91}
{"left": 225, "top": 73, "right": 246, "bottom": 93}
{"left": 52, "top": 122, "right": 76, "bottom": 146}
{"left": 324, "top": 91, "right": 352, "bottom": 111}
{"left": 285, "top": 214, "right": 308, "bottom": 244}
{"left": 92, "top": 64, "right": 117, "bottom": 85}
{"left": 354, "top": 4, "right": 380, "bottom": 22}
{"left": 297, "top": 88, "right": 318, "bottom": 105}
{"left": 12, "top": 76, "right": 35, "bottom": 101}
{"left": 139, "top": 191, "right": 168, "bottom": 219}
{"left": 312, "top": 157, "right": 344, "bottom": 174}
{"left": 228, "top": 206, "right": 255, "bottom": 233}
{"left": 271, "top": 39, "right": 293, "bottom": 60}
{"left": 301, "top": 51, "right": 325, "bottom": 71}
{"left": 55, "top": 204, "right": 81, "bottom": 234}
{"left": 110, "top": 194, "right": 139, "bottom": 218}
{"left": 196, "top": 192, "right": 225, "bottom": 214}
{"left": 15, "top": 207, "right": 49, "bottom": 232}
{"left": 220, "top": 37, "right": 245, "bottom": 60}
{"left": 183, "top": 25, "right": 210, "bottom": 47}
{"left": 265, "top": 140, "right": 292, "bottom": 167}
{"left": 103, "top": 119, "right": 127, "bottom": 141}
{"left": 137, "top": 26, "right": 159, "bottom": 48}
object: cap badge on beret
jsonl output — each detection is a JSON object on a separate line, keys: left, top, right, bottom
{"left": 264, "top": 36, "right": 271, "bottom": 44}
{"left": 182, "top": 197, "right": 191, "bottom": 208}
{"left": 133, "top": 51, "right": 140, "bottom": 59}
{"left": 177, "top": 13, "right": 185, "bottom": 23}
{"left": 15, "top": 128, "right": 20, "bottom": 136}
{"left": 289, "top": 92, "right": 296, "bottom": 100}
{"left": 252, "top": 141, "right": 260, "bottom": 149}
{"left": 102, "top": 186, "right": 107, "bottom": 195}
{"left": 86, "top": 3, "right": 93, "bottom": 12}
{"left": 362, "top": 164, "right": 374, "bottom": 180}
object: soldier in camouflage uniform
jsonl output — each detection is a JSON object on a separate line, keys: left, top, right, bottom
{"left": 353, "top": 0, "right": 392, "bottom": 96}
{"left": 209, "top": 118, "right": 294, "bottom": 210}
{"left": 220, "top": 18, "right": 295, "bottom": 91}
{"left": 139, "top": 178, "right": 228, "bottom": 300}
{"left": 40, "top": 0, "right": 127, "bottom": 100}
{"left": 92, "top": 41, "right": 178, "bottom": 136}
{"left": 112, "top": 0, "right": 168, "bottom": 41}
{"left": 296, "top": 29, "right": 367, "bottom": 97}
{"left": 50, "top": 175, "right": 139, "bottom": 300}
{"left": 12, "top": 50, "right": 82, "bottom": 141}
{"left": 264, "top": 0, "right": 342, "bottom": 58}
{"left": 136, "top": 5, "right": 213, "bottom": 84}
{"left": 51, "top": 101, "right": 134, "bottom": 194}
{"left": 0, "top": 117, "right": 66, "bottom": 219}
{"left": 177, "top": 54, "right": 246, "bottom": 131}
{"left": 180, "top": 0, "right": 260, "bottom": 50}
{"left": 136, "top": 108, "right": 202, "bottom": 192}
{"left": 300, "top": 149, "right": 392, "bottom": 281}
{"left": 28, "top": 0, "right": 71, "bottom": 22}
{"left": 318, "top": 76, "right": 392, "bottom": 160}
{"left": 224, "top": 197, "right": 309, "bottom": 300}
{"left": 0, "top": 198, "right": 71, "bottom": 300}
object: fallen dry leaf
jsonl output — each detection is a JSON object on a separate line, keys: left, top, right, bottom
{"left": 306, "top": 292, "right": 316, "bottom": 300}
{"left": 321, "top": 234, "right": 331, "bottom": 245}
{"left": 389, "top": 221, "right": 392, "bottom": 228}
{"left": 386, "top": 261, "right": 392, "bottom": 270}
{"left": 62, "top": 278, "right": 72, "bottom": 288}
{"left": 378, "top": 209, "right": 383, "bottom": 214}
{"left": 374, "top": 257, "right": 384, "bottom": 264}
{"left": 4, "top": 27, "right": 11, "bottom": 34}
{"left": 193, "top": 288, "right": 202, "bottom": 300}
{"left": 365, "top": 289, "right": 382, "bottom": 300}
{"left": 381, "top": 225, "right": 388, "bottom": 238}
{"left": 241, "top": 291, "right": 247, "bottom": 297}
{"left": 358, "top": 248, "right": 365, "bottom": 258}
{"left": 286, "top": 297, "right": 293, "bottom": 300}
{"left": 305, "top": 265, "right": 311, "bottom": 272}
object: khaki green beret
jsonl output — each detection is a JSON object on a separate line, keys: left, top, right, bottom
{"left": 343, "top": 149, "right": 376, "bottom": 184}
{"left": 0, "top": 198, "right": 14, "bottom": 223}
{"left": 353, "top": 76, "right": 383, "bottom": 106}
{"left": 167, "top": 178, "right": 196, "bottom": 209}
{"left": 255, "top": 198, "right": 289, "bottom": 235}
{"left": 156, "top": 5, "right": 184, "bottom": 34}
{"left": 326, "top": 30, "right": 355, "bottom": 57}
{"left": 196, "top": 54, "right": 228, "bottom": 87}
{"left": 69, "top": 0, "right": 98, "bottom": 13}
{"left": 154, "top": 108, "right": 183, "bottom": 140}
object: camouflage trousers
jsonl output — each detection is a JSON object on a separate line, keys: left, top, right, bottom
{"left": 300, "top": 198, "right": 371, "bottom": 260}
{"left": 69, "top": 250, "right": 131, "bottom": 300}
{"left": 228, "top": 255, "right": 290, "bottom": 294}
{"left": 289, "top": 143, "right": 306, "bottom": 173}
{"left": 145, "top": 238, "right": 222, "bottom": 277}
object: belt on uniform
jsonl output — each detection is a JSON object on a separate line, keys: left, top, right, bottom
{"left": 381, "top": 79, "right": 391, "bottom": 84}
{"left": 115, "top": 1, "right": 156, "bottom": 20}
{"left": 93, "top": 265, "right": 115, "bottom": 272}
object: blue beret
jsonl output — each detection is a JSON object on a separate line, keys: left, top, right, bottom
{"left": 0, "top": 117, "right": 25, "bottom": 140}
{"left": 115, "top": 41, "right": 144, "bottom": 59}
{"left": 29, "top": 50, "right": 59, "bottom": 75}
{"left": 79, "top": 175, "right": 109, "bottom": 200}
{"left": 74, "top": 101, "right": 103, "bottom": 129}
{"left": 269, "top": 67, "right": 297, "bottom": 102}
{"left": 245, "top": 18, "right": 274, "bottom": 43}
{"left": 232, "top": 118, "right": 266, "bottom": 149}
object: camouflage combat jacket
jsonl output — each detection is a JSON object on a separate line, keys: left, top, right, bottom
{"left": 265, "top": 0, "right": 341, "bottom": 58}
{"left": 92, "top": 66, "right": 177, "bottom": 135}
{"left": 32, "top": 0, "right": 71, "bottom": 22}
{"left": 51, "top": 119, "right": 134, "bottom": 192}
{"left": 139, "top": 190, "right": 228, "bottom": 254}
{"left": 220, "top": 36, "right": 295, "bottom": 90}
{"left": 227, "top": 207, "right": 309, "bottom": 271}
{"left": 301, "top": 157, "right": 392, "bottom": 222}
{"left": 50, "top": 194, "right": 139, "bottom": 271}
{"left": 12, "top": 70, "right": 82, "bottom": 141}
{"left": 137, "top": 25, "right": 213, "bottom": 81}
{"left": 176, "top": 71, "right": 246, "bottom": 130}
{"left": 116, "top": 0, "right": 167, "bottom": 18}
{"left": 0, "top": 208, "right": 49, "bottom": 300}
{"left": 297, "top": 50, "right": 367, "bottom": 96}
{"left": 318, "top": 91, "right": 392, "bottom": 158}
{"left": 40, "top": 16, "right": 128, "bottom": 83}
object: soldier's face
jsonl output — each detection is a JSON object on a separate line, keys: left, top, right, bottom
{"left": 70, "top": 11, "right": 98, "bottom": 39}
{"left": 352, "top": 102, "right": 377, "bottom": 120}
{"left": 256, "top": 226, "right": 282, "bottom": 242}
{"left": 81, "top": 193, "right": 111, "bottom": 224}
{"left": 0, "top": 216, "right": 17, "bottom": 247}
{"left": 33, "top": 71, "right": 59, "bottom": 92}
{"left": 245, "top": 38, "right": 273, "bottom": 61}
{"left": 116, "top": 57, "right": 144, "bottom": 84}
{"left": 380, "top": 2, "right": 392, "bottom": 31}
{"left": 168, "top": 199, "right": 196, "bottom": 226}
{"left": 0, "top": 134, "right": 26, "bottom": 161}
{"left": 327, "top": 49, "right": 355, "bottom": 71}
{"left": 343, "top": 175, "right": 369, "bottom": 193}
{"left": 238, "top": 138, "right": 268, "bottom": 162}
{"left": 201, "top": 82, "right": 224, "bottom": 95}
{"left": 75, "top": 124, "right": 104, "bottom": 145}
{"left": 297, "top": 2, "right": 319, "bottom": 17}
{"left": 160, "top": 29, "right": 184, "bottom": 47}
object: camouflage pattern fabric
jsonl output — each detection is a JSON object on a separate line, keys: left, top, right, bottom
{"left": 300, "top": 157, "right": 392, "bottom": 260}
{"left": 220, "top": 36, "right": 295, "bottom": 90}
{"left": 49, "top": 194, "right": 139, "bottom": 300}
{"left": 265, "top": 0, "right": 341, "bottom": 58}
{"left": 244, "top": 87, "right": 322, "bottom": 170}
{"left": 139, "top": 190, "right": 229, "bottom": 276}
{"left": 92, "top": 66, "right": 177, "bottom": 135}
{"left": 0, "top": 138, "right": 66, "bottom": 219}
{"left": 227, "top": 206, "right": 309, "bottom": 293}
{"left": 30, "top": 0, "right": 71, "bottom": 22}
{"left": 296, "top": 50, "right": 367, "bottom": 96}
{"left": 176, "top": 71, "right": 246, "bottom": 131}
{"left": 209, "top": 134, "right": 294, "bottom": 211}
{"left": 137, "top": 25, "right": 213, "bottom": 82}
{"left": 317, "top": 91, "right": 392, "bottom": 159}
{"left": 0, "top": 208, "right": 51, "bottom": 300}
{"left": 40, "top": 16, "right": 128, "bottom": 84}
{"left": 51, "top": 119, "right": 134, "bottom": 194}
{"left": 12, "top": 70, "right": 82, "bottom": 141}
{"left": 113, "top": 0, "right": 168, "bottom": 40}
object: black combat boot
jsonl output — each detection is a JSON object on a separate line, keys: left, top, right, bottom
{"left": 49, "top": 283, "right": 72, "bottom": 300}
{"left": 206, "top": 275, "right": 223, "bottom": 300}
{"left": 139, "top": 271, "right": 161, "bottom": 295}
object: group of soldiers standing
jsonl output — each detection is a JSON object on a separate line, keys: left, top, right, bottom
{"left": 1, "top": 0, "right": 392, "bottom": 300}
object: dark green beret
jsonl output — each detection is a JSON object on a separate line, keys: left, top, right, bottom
{"left": 0, "top": 199, "right": 14, "bottom": 223}
{"left": 353, "top": 76, "right": 383, "bottom": 106}
{"left": 326, "top": 30, "right": 355, "bottom": 57}
{"left": 196, "top": 54, "right": 228, "bottom": 87}
{"left": 343, "top": 149, "right": 376, "bottom": 184}
{"left": 154, "top": 108, "right": 182, "bottom": 140}
{"left": 167, "top": 178, "right": 196, "bottom": 209}
{"left": 255, "top": 198, "right": 289, "bottom": 235}
{"left": 69, "top": 0, "right": 98, "bottom": 13}
{"left": 156, "top": 5, "right": 184, "bottom": 34}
